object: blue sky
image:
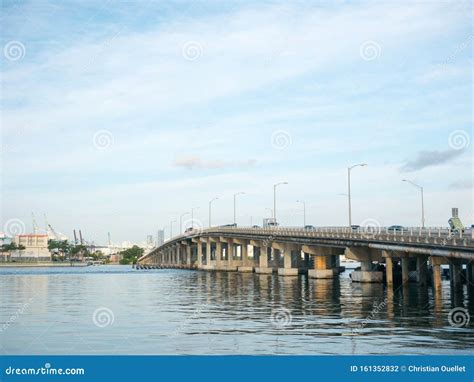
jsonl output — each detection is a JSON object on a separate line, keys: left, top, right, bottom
{"left": 1, "top": 0, "right": 472, "bottom": 245}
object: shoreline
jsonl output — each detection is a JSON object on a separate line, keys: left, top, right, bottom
{"left": 0, "top": 262, "right": 92, "bottom": 268}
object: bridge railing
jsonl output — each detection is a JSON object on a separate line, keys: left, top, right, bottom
{"left": 154, "top": 226, "right": 473, "bottom": 253}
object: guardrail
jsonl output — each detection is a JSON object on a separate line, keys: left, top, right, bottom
{"left": 157, "top": 226, "right": 473, "bottom": 248}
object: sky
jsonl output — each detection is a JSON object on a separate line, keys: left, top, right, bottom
{"left": 1, "top": 0, "right": 472, "bottom": 245}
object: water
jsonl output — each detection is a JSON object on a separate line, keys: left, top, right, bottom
{"left": 0, "top": 265, "right": 472, "bottom": 355}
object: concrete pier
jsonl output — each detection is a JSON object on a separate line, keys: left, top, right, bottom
{"left": 277, "top": 245, "right": 298, "bottom": 276}
{"left": 238, "top": 242, "right": 253, "bottom": 272}
{"left": 255, "top": 245, "right": 272, "bottom": 274}
{"left": 346, "top": 247, "right": 383, "bottom": 283}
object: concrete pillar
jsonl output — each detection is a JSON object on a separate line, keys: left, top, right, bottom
{"left": 416, "top": 256, "right": 427, "bottom": 285}
{"left": 401, "top": 255, "right": 409, "bottom": 285}
{"left": 256, "top": 246, "right": 272, "bottom": 274}
{"left": 278, "top": 247, "right": 298, "bottom": 276}
{"left": 186, "top": 245, "right": 191, "bottom": 268}
{"left": 386, "top": 256, "right": 393, "bottom": 286}
{"left": 302, "top": 246, "right": 336, "bottom": 279}
{"left": 346, "top": 247, "right": 383, "bottom": 283}
{"left": 309, "top": 255, "right": 335, "bottom": 279}
{"left": 467, "top": 263, "right": 474, "bottom": 287}
{"left": 238, "top": 243, "right": 253, "bottom": 272}
{"left": 450, "top": 263, "right": 463, "bottom": 291}
{"left": 361, "top": 260, "right": 372, "bottom": 272}
{"left": 215, "top": 241, "right": 223, "bottom": 270}
{"left": 197, "top": 242, "right": 203, "bottom": 269}
{"left": 225, "top": 239, "right": 237, "bottom": 271}
{"left": 432, "top": 263, "right": 442, "bottom": 292}
{"left": 202, "top": 238, "right": 214, "bottom": 270}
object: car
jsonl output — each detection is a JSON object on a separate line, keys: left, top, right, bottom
{"left": 304, "top": 225, "right": 316, "bottom": 230}
{"left": 388, "top": 225, "right": 404, "bottom": 232}
{"left": 350, "top": 225, "right": 360, "bottom": 231}
{"left": 220, "top": 223, "right": 237, "bottom": 228}
{"left": 252, "top": 225, "right": 260, "bottom": 228}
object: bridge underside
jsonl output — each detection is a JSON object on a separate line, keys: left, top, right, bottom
{"left": 137, "top": 231, "right": 474, "bottom": 296}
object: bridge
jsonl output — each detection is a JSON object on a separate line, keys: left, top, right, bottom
{"left": 137, "top": 226, "right": 474, "bottom": 293}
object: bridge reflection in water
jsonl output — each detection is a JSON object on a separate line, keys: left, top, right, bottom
{"left": 166, "top": 269, "right": 473, "bottom": 354}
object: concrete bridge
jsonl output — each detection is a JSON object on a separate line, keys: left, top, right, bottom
{"left": 137, "top": 226, "right": 474, "bottom": 293}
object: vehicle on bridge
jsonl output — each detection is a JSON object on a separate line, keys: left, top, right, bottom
{"left": 388, "top": 225, "right": 405, "bottom": 232}
{"left": 263, "top": 218, "right": 278, "bottom": 228}
{"left": 304, "top": 225, "right": 316, "bottom": 230}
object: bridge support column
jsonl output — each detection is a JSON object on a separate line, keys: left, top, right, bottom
{"left": 302, "top": 246, "right": 338, "bottom": 279}
{"left": 431, "top": 257, "right": 442, "bottom": 293}
{"left": 203, "top": 238, "right": 215, "bottom": 271}
{"left": 416, "top": 255, "right": 428, "bottom": 286}
{"left": 346, "top": 247, "right": 383, "bottom": 283}
{"left": 450, "top": 261, "right": 463, "bottom": 291}
{"left": 401, "top": 254, "right": 409, "bottom": 285}
{"left": 186, "top": 244, "right": 192, "bottom": 269}
{"left": 467, "top": 263, "right": 474, "bottom": 287}
{"left": 238, "top": 243, "right": 253, "bottom": 272}
{"left": 256, "top": 246, "right": 272, "bottom": 274}
{"left": 385, "top": 254, "right": 394, "bottom": 286}
{"left": 277, "top": 244, "right": 299, "bottom": 276}
{"left": 215, "top": 241, "right": 225, "bottom": 270}
{"left": 197, "top": 241, "right": 204, "bottom": 269}
{"left": 224, "top": 239, "right": 237, "bottom": 271}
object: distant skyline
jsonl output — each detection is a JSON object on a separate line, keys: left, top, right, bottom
{"left": 1, "top": 0, "right": 472, "bottom": 244}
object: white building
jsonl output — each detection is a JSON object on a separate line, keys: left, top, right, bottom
{"left": 12, "top": 234, "right": 51, "bottom": 261}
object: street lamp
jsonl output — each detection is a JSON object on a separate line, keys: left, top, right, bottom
{"left": 190, "top": 207, "right": 199, "bottom": 230}
{"left": 209, "top": 197, "right": 219, "bottom": 227}
{"left": 273, "top": 181, "right": 288, "bottom": 222}
{"left": 169, "top": 220, "right": 176, "bottom": 239}
{"left": 347, "top": 163, "right": 367, "bottom": 226}
{"left": 402, "top": 179, "right": 425, "bottom": 228}
{"left": 233, "top": 192, "right": 245, "bottom": 225}
{"left": 179, "top": 212, "right": 189, "bottom": 233}
{"left": 296, "top": 200, "right": 306, "bottom": 227}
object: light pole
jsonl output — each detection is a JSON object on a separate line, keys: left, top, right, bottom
{"left": 273, "top": 182, "right": 288, "bottom": 223}
{"left": 233, "top": 192, "right": 245, "bottom": 225}
{"left": 191, "top": 207, "right": 199, "bottom": 230}
{"left": 169, "top": 220, "right": 176, "bottom": 239}
{"left": 296, "top": 200, "right": 306, "bottom": 227}
{"left": 402, "top": 179, "right": 425, "bottom": 228}
{"left": 209, "top": 197, "right": 219, "bottom": 227}
{"left": 347, "top": 163, "right": 367, "bottom": 226}
{"left": 179, "top": 212, "right": 189, "bottom": 233}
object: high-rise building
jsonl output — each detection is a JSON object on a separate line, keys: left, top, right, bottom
{"left": 146, "top": 235, "right": 154, "bottom": 247}
{"left": 157, "top": 230, "right": 164, "bottom": 246}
